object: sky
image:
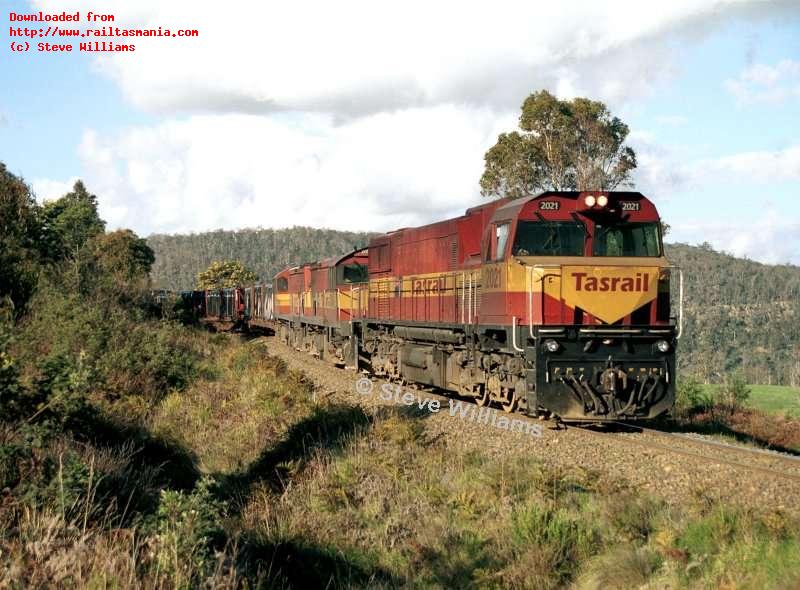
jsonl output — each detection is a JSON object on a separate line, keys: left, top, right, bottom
{"left": 2, "top": 0, "right": 799, "bottom": 265}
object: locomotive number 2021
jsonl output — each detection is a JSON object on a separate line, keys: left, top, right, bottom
{"left": 621, "top": 201, "right": 640, "bottom": 211}
{"left": 539, "top": 201, "right": 560, "bottom": 210}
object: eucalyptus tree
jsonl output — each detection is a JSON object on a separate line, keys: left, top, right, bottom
{"left": 480, "top": 90, "right": 637, "bottom": 198}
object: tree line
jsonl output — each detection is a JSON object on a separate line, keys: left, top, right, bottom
{"left": 147, "top": 226, "right": 376, "bottom": 290}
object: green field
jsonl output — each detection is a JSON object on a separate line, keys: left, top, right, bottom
{"left": 701, "top": 384, "right": 800, "bottom": 416}
{"left": 748, "top": 385, "right": 800, "bottom": 416}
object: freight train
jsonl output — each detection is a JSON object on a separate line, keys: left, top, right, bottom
{"left": 177, "top": 191, "right": 682, "bottom": 422}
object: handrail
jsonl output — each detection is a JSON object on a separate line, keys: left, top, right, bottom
{"left": 662, "top": 265, "right": 684, "bottom": 340}
{"left": 525, "top": 263, "right": 683, "bottom": 340}
{"left": 511, "top": 316, "right": 524, "bottom": 352}
{"left": 460, "top": 272, "right": 465, "bottom": 325}
{"left": 467, "top": 273, "right": 473, "bottom": 325}
{"left": 527, "top": 266, "right": 534, "bottom": 338}
{"left": 530, "top": 264, "right": 562, "bottom": 332}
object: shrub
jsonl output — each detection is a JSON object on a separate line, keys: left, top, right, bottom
{"left": 675, "top": 375, "right": 715, "bottom": 417}
{"left": 149, "top": 476, "right": 228, "bottom": 586}
{"left": 511, "top": 502, "right": 598, "bottom": 583}
{"left": 97, "top": 320, "right": 200, "bottom": 403}
{"left": 675, "top": 375, "right": 712, "bottom": 415}
{"left": 607, "top": 492, "right": 663, "bottom": 541}
{"left": 719, "top": 372, "right": 751, "bottom": 410}
{"left": 0, "top": 442, "right": 24, "bottom": 490}
{"left": 32, "top": 352, "right": 94, "bottom": 427}
{"left": 0, "top": 329, "right": 23, "bottom": 418}
{"left": 13, "top": 280, "right": 204, "bottom": 420}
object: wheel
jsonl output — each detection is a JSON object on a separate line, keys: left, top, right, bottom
{"left": 475, "top": 386, "right": 490, "bottom": 407}
{"left": 501, "top": 391, "right": 519, "bottom": 413}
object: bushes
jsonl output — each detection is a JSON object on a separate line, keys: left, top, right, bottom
{"left": 97, "top": 321, "right": 201, "bottom": 401}
{"left": 719, "top": 372, "right": 751, "bottom": 409}
{"left": 511, "top": 502, "right": 599, "bottom": 583}
{"left": 0, "top": 313, "right": 23, "bottom": 418}
{"left": 675, "top": 375, "right": 712, "bottom": 416}
{"left": 149, "top": 477, "right": 229, "bottom": 587}
{"left": 675, "top": 372, "right": 752, "bottom": 417}
{"left": 11, "top": 279, "right": 205, "bottom": 422}
{"left": 0, "top": 442, "right": 24, "bottom": 490}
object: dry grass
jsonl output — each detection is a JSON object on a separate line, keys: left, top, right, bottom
{"left": 681, "top": 406, "right": 800, "bottom": 453}
{"left": 4, "top": 334, "right": 800, "bottom": 588}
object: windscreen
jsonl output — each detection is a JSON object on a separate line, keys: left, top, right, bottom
{"left": 593, "top": 222, "right": 661, "bottom": 257}
{"left": 512, "top": 221, "right": 586, "bottom": 256}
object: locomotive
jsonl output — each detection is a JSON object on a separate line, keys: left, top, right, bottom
{"left": 194, "top": 191, "right": 682, "bottom": 422}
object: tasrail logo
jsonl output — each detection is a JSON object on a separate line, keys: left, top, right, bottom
{"left": 561, "top": 266, "right": 659, "bottom": 324}
{"left": 412, "top": 277, "right": 443, "bottom": 295}
{"left": 571, "top": 272, "right": 650, "bottom": 292}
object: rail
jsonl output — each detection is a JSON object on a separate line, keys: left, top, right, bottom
{"left": 572, "top": 422, "right": 800, "bottom": 483}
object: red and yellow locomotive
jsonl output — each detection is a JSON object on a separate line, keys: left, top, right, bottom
{"left": 254, "top": 191, "right": 681, "bottom": 421}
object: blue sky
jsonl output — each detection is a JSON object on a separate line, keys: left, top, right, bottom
{"left": 2, "top": 0, "right": 799, "bottom": 264}
{"left": 1, "top": 0, "right": 154, "bottom": 179}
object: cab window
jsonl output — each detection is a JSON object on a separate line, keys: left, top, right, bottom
{"left": 339, "top": 263, "right": 368, "bottom": 284}
{"left": 512, "top": 221, "right": 585, "bottom": 256}
{"left": 593, "top": 222, "right": 661, "bottom": 257}
{"left": 494, "top": 223, "right": 510, "bottom": 261}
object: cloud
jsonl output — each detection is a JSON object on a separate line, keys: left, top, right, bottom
{"left": 628, "top": 138, "right": 800, "bottom": 264}
{"left": 701, "top": 146, "right": 800, "bottom": 181}
{"left": 633, "top": 142, "right": 800, "bottom": 201}
{"left": 628, "top": 131, "right": 693, "bottom": 197}
{"left": 31, "top": 177, "right": 79, "bottom": 203}
{"left": 25, "top": 0, "right": 799, "bottom": 267}
{"left": 56, "top": 106, "right": 510, "bottom": 236}
{"left": 38, "top": 112, "right": 799, "bottom": 265}
{"left": 655, "top": 115, "right": 689, "bottom": 126}
{"left": 725, "top": 59, "right": 800, "bottom": 105}
{"left": 30, "top": 0, "right": 796, "bottom": 117}
{"left": 671, "top": 211, "right": 800, "bottom": 265}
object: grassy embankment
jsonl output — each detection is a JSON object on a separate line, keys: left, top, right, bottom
{"left": 5, "top": 326, "right": 800, "bottom": 589}
{"left": 671, "top": 377, "right": 800, "bottom": 453}
{"left": 707, "top": 384, "right": 800, "bottom": 417}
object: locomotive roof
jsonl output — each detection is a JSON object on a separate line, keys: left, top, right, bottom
{"left": 311, "top": 247, "right": 369, "bottom": 269}
{"left": 490, "top": 191, "right": 649, "bottom": 218}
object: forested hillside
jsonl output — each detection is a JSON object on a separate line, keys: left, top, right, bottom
{"left": 666, "top": 243, "right": 800, "bottom": 387}
{"left": 146, "top": 230, "right": 800, "bottom": 386}
{"left": 147, "top": 227, "right": 376, "bottom": 290}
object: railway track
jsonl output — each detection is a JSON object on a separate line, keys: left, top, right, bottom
{"left": 254, "top": 334, "right": 800, "bottom": 506}
{"left": 368, "top": 368, "right": 800, "bottom": 484}
{"left": 567, "top": 421, "right": 800, "bottom": 483}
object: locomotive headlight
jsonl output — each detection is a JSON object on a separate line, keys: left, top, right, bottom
{"left": 655, "top": 339, "right": 670, "bottom": 353}
{"left": 597, "top": 195, "right": 608, "bottom": 207}
{"left": 584, "top": 195, "right": 596, "bottom": 207}
{"left": 543, "top": 339, "right": 560, "bottom": 353}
